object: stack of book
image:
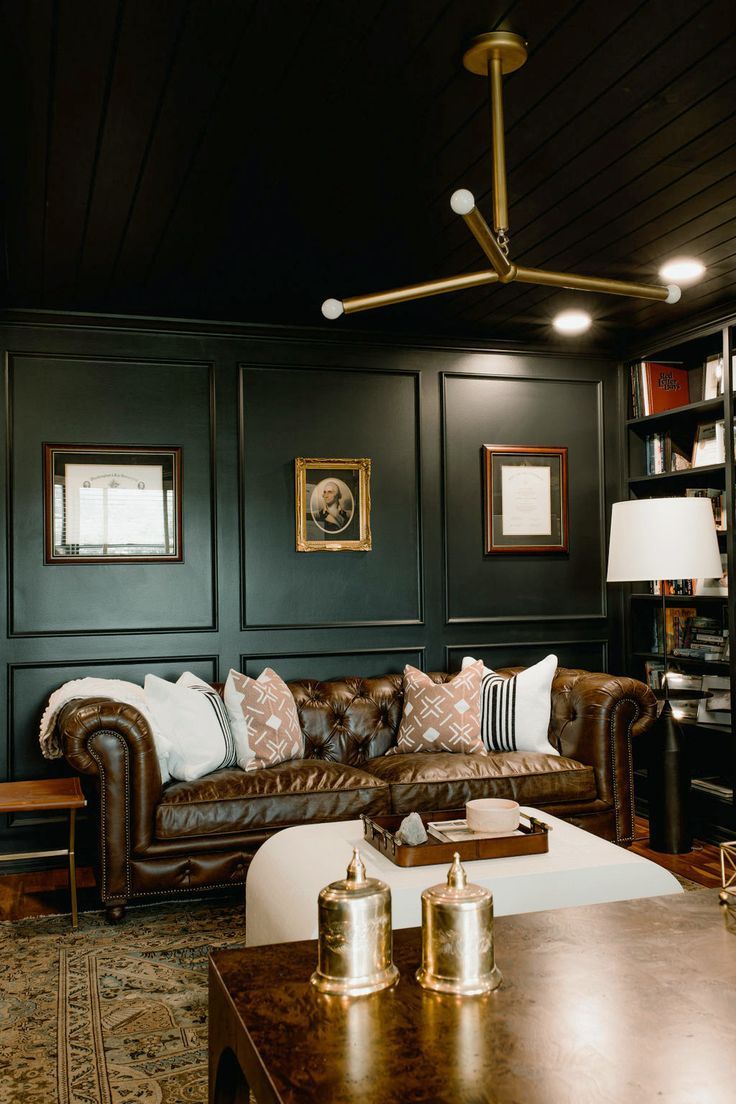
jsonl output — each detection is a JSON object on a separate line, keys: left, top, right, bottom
{"left": 644, "top": 432, "right": 691, "bottom": 473}
{"left": 631, "top": 361, "right": 689, "bottom": 418}
{"left": 672, "top": 616, "right": 728, "bottom": 661}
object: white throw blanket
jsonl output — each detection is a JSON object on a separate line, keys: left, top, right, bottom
{"left": 39, "top": 677, "right": 172, "bottom": 781}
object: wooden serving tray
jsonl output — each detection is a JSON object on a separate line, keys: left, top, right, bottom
{"left": 361, "top": 808, "right": 550, "bottom": 867}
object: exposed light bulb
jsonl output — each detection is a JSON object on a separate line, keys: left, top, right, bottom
{"left": 553, "top": 309, "right": 591, "bottom": 335}
{"left": 658, "top": 257, "right": 705, "bottom": 285}
{"left": 665, "top": 284, "right": 681, "bottom": 304}
{"left": 450, "top": 189, "right": 475, "bottom": 215}
{"left": 321, "top": 298, "right": 344, "bottom": 320}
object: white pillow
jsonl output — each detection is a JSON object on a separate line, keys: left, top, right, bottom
{"left": 143, "top": 672, "right": 237, "bottom": 782}
{"left": 461, "top": 654, "right": 558, "bottom": 756}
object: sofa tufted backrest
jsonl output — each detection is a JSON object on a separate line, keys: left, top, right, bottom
{"left": 214, "top": 667, "right": 585, "bottom": 764}
{"left": 289, "top": 675, "right": 414, "bottom": 764}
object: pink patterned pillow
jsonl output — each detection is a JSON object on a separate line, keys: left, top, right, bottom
{"left": 223, "top": 668, "right": 304, "bottom": 771}
{"left": 389, "top": 662, "right": 486, "bottom": 755}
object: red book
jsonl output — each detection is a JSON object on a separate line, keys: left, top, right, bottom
{"left": 641, "top": 362, "right": 689, "bottom": 414}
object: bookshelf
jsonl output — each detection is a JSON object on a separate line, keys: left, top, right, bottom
{"left": 622, "top": 322, "right": 736, "bottom": 843}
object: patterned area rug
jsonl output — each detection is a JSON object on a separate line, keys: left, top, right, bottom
{"left": 0, "top": 899, "right": 245, "bottom": 1104}
{"left": 0, "top": 878, "right": 708, "bottom": 1102}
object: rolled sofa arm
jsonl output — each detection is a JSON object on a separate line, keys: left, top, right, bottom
{"left": 550, "top": 669, "right": 657, "bottom": 845}
{"left": 57, "top": 698, "right": 163, "bottom": 908}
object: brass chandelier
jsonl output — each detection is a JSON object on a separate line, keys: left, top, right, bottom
{"left": 322, "top": 31, "right": 681, "bottom": 322}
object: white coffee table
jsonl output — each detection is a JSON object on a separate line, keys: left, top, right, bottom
{"left": 245, "top": 807, "right": 682, "bottom": 947}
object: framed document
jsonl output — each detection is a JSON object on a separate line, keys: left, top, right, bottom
{"left": 295, "top": 457, "right": 371, "bottom": 551}
{"left": 44, "top": 444, "right": 182, "bottom": 563}
{"left": 482, "top": 445, "right": 568, "bottom": 554}
{"left": 691, "top": 420, "right": 725, "bottom": 467}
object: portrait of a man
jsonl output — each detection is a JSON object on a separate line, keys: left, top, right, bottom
{"left": 310, "top": 477, "right": 354, "bottom": 534}
{"left": 294, "top": 457, "right": 371, "bottom": 551}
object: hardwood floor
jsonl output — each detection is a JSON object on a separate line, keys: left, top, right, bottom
{"left": 0, "top": 818, "right": 725, "bottom": 922}
{"left": 629, "top": 816, "right": 723, "bottom": 888}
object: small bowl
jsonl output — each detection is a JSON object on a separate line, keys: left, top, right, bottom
{"left": 466, "top": 798, "right": 520, "bottom": 836}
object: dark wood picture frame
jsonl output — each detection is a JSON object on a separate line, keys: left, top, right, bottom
{"left": 44, "top": 444, "right": 183, "bottom": 564}
{"left": 482, "top": 444, "right": 568, "bottom": 554}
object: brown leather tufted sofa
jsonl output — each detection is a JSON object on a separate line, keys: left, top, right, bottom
{"left": 57, "top": 667, "right": 656, "bottom": 921}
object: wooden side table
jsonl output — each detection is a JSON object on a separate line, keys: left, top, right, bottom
{"left": 0, "top": 777, "right": 86, "bottom": 927}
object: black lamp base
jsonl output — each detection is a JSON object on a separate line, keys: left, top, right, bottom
{"left": 647, "top": 700, "right": 692, "bottom": 854}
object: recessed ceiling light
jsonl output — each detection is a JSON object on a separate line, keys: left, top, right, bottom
{"left": 553, "top": 310, "right": 591, "bottom": 335}
{"left": 658, "top": 258, "right": 705, "bottom": 285}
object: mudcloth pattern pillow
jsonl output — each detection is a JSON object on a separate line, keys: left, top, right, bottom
{"left": 389, "top": 661, "right": 485, "bottom": 755}
{"left": 462, "top": 653, "right": 559, "bottom": 756}
{"left": 224, "top": 667, "right": 304, "bottom": 771}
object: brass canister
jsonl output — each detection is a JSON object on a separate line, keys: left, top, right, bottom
{"left": 416, "top": 852, "right": 502, "bottom": 996}
{"left": 310, "top": 848, "right": 399, "bottom": 996}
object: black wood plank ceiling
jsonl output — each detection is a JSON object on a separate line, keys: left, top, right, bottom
{"left": 0, "top": 0, "right": 733, "bottom": 349}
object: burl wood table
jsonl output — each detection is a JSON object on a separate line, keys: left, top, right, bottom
{"left": 0, "top": 777, "right": 86, "bottom": 927}
{"left": 210, "top": 888, "right": 736, "bottom": 1104}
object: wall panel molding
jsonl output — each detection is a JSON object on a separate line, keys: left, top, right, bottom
{"left": 6, "top": 351, "right": 218, "bottom": 636}
{"left": 239, "top": 646, "right": 425, "bottom": 681}
{"left": 444, "top": 639, "right": 609, "bottom": 672}
{"left": 239, "top": 361, "right": 424, "bottom": 630}
{"left": 441, "top": 371, "right": 607, "bottom": 624}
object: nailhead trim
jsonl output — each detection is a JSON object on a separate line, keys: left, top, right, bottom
{"left": 88, "top": 730, "right": 132, "bottom": 901}
{"left": 610, "top": 698, "right": 638, "bottom": 846}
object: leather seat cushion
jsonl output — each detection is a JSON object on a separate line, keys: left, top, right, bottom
{"left": 364, "top": 751, "right": 597, "bottom": 813}
{"left": 156, "top": 760, "right": 390, "bottom": 839}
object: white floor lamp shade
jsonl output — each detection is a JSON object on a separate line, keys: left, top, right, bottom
{"left": 607, "top": 497, "right": 722, "bottom": 582}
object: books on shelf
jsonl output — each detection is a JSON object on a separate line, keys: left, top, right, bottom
{"left": 686, "top": 487, "right": 727, "bottom": 531}
{"left": 653, "top": 607, "right": 696, "bottom": 654}
{"left": 643, "top": 660, "right": 665, "bottom": 690}
{"left": 672, "top": 615, "right": 729, "bottom": 660}
{"left": 644, "top": 431, "right": 691, "bottom": 474}
{"left": 650, "top": 579, "right": 696, "bottom": 596}
{"left": 631, "top": 361, "right": 689, "bottom": 418}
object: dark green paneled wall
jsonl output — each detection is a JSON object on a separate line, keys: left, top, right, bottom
{"left": 0, "top": 314, "right": 623, "bottom": 858}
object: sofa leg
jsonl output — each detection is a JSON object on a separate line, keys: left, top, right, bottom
{"left": 105, "top": 904, "right": 126, "bottom": 923}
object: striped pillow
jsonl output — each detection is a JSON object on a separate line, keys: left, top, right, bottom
{"left": 144, "top": 672, "right": 237, "bottom": 782}
{"left": 462, "top": 654, "right": 559, "bottom": 756}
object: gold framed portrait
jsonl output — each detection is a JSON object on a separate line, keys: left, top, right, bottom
{"left": 295, "top": 457, "right": 371, "bottom": 552}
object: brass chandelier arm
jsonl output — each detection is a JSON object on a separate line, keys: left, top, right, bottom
{"left": 514, "top": 265, "right": 673, "bottom": 302}
{"left": 489, "top": 56, "right": 508, "bottom": 234}
{"left": 327, "top": 269, "right": 501, "bottom": 317}
{"left": 454, "top": 198, "right": 514, "bottom": 280}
